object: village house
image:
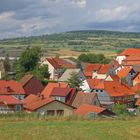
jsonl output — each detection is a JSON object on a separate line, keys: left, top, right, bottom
{"left": 80, "top": 78, "right": 135, "bottom": 108}
{"left": 41, "top": 82, "right": 68, "bottom": 98}
{"left": 72, "top": 91, "right": 100, "bottom": 108}
{"left": 50, "top": 87, "right": 77, "bottom": 105}
{"left": 117, "top": 67, "right": 136, "bottom": 86}
{"left": 75, "top": 104, "right": 115, "bottom": 117}
{"left": 84, "top": 64, "right": 102, "bottom": 79}
{"left": 122, "top": 56, "right": 140, "bottom": 67}
{"left": 20, "top": 74, "right": 44, "bottom": 96}
{"left": 116, "top": 48, "right": 140, "bottom": 65}
{"left": 58, "top": 68, "right": 85, "bottom": 82}
{"left": 23, "top": 95, "right": 75, "bottom": 116}
{"left": 0, "top": 95, "right": 24, "bottom": 113}
{"left": 0, "top": 80, "right": 25, "bottom": 100}
{"left": 41, "top": 58, "right": 76, "bottom": 80}
{"left": 92, "top": 64, "right": 113, "bottom": 79}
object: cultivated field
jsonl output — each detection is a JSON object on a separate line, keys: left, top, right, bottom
{"left": 0, "top": 115, "right": 140, "bottom": 140}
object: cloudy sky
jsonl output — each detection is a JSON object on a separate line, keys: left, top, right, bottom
{"left": 0, "top": 0, "right": 140, "bottom": 39}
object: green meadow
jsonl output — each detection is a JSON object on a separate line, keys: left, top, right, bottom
{"left": 0, "top": 115, "right": 140, "bottom": 140}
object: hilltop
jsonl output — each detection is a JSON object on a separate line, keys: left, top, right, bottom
{"left": 0, "top": 30, "right": 140, "bottom": 58}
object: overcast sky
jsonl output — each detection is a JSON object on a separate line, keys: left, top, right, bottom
{"left": 0, "top": 0, "right": 140, "bottom": 39}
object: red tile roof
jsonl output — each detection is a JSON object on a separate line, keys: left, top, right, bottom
{"left": 41, "top": 82, "right": 68, "bottom": 97}
{"left": 0, "top": 95, "right": 23, "bottom": 105}
{"left": 104, "top": 81, "right": 135, "bottom": 97}
{"left": 24, "top": 97, "right": 55, "bottom": 111}
{"left": 97, "top": 64, "right": 111, "bottom": 74}
{"left": 0, "top": 80, "right": 25, "bottom": 95}
{"left": 117, "top": 67, "right": 132, "bottom": 78}
{"left": 50, "top": 87, "right": 72, "bottom": 97}
{"left": 122, "top": 61, "right": 140, "bottom": 66}
{"left": 23, "top": 94, "right": 40, "bottom": 104}
{"left": 24, "top": 97, "right": 76, "bottom": 111}
{"left": 118, "top": 48, "right": 140, "bottom": 56}
{"left": 135, "top": 98, "right": 140, "bottom": 106}
{"left": 84, "top": 64, "right": 101, "bottom": 77}
{"left": 47, "top": 58, "right": 76, "bottom": 69}
{"left": 87, "top": 79, "right": 104, "bottom": 89}
{"left": 75, "top": 104, "right": 105, "bottom": 116}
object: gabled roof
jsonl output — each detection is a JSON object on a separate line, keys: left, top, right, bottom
{"left": 84, "top": 64, "right": 101, "bottom": 77}
{"left": 104, "top": 81, "right": 135, "bottom": 97}
{"left": 47, "top": 58, "right": 76, "bottom": 69}
{"left": 117, "top": 67, "right": 132, "bottom": 78}
{"left": 87, "top": 79, "right": 104, "bottom": 89}
{"left": 97, "top": 64, "right": 111, "bottom": 74}
{"left": 24, "top": 97, "right": 54, "bottom": 111}
{"left": 50, "top": 87, "right": 72, "bottom": 97}
{"left": 118, "top": 48, "right": 140, "bottom": 56}
{"left": 75, "top": 104, "right": 105, "bottom": 116}
{"left": 0, "top": 95, "right": 24, "bottom": 105}
{"left": 24, "top": 97, "right": 75, "bottom": 111}
{"left": 0, "top": 80, "right": 25, "bottom": 95}
{"left": 135, "top": 98, "right": 140, "bottom": 106}
{"left": 58, "top": 69, "right": 81, "bottom": 82}
{"left": 72, "top": 92, "right": 97, "bottom": 108}
{"left": 20, "top": 74, "right": 33, "bottom": 87}
{"left": 41, "top": 82, "right": 68, "bottom": 97}
{"left": 23, "top": 94, "right": 40, "bottom": 104}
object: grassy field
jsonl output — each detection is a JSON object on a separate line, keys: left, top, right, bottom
{"left": 0, "top": 116, "right": 140, "bottom": 140}
{"left": 0, "top": 30, "right": 140, "bottom": 58}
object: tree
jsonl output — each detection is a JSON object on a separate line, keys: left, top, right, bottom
{"left": 15, "top": 46, "right": 41, "bottom": 80}
{"left": 78, "top": 53, "right": 89, "bottom": 62}
{"left": 33, "top": 65, "right": 50, "bottom": 81}
{"left": 3, "top": 53, "right": 11, "bottom": 72}
{"left": 67, "top": 72, "right": 81, "bottom": 89}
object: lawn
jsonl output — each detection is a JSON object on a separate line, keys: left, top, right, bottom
{"left": 0, "top": 116, "right": 140, "bottom": 140}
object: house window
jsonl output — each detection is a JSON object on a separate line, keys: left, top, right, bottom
{"left": 15, "top": 105, "right": 22, "bottom": 111}
{"left": 100, "top": 90, "right": 103, "bottom": 92}
{"left": 96, "top": 90, "right": 98, "bottom": 92}
{"left": 57, "top": 110, "right": 64, "bottom": 116}
{"left": 47, "top": 110, "right": 55, "bottom": 116}
{"left": 55, "top": 97, "right": 61, "bottom": 101}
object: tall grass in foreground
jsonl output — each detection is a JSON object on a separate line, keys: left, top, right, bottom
{"left": 0, "top": 112, "right": 139, "bottom": 122}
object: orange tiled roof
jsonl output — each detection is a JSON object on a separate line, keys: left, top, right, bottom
{"left": 87, "top": 79, "right": 104, "bottom": 89}
{"left": 47, "top": 58, "right": 76, "bottom": 69}
{"left": 41, "top": 82, "right": 68, "bottom": 97}
{"left": 24, "top": 97, "right": 55, "bottom": 111}
{"left": 84, "top": 64, "right": 101, "bottom": 77}
{"left": 0, "top": 95, "right": 24, "bottom": 105}
{"left": 75, "top": 104, "right": 105, "bottom": 116}
{"left": 97, "top": 64, "right": 111, "bottom": 74}
{"left": 117, "top": 67, "right": 132, "bottom": 78}
{"left": 104, "top": 81, "right": 135, "bottom": 97}
{"left": 0, "top": 80, "right": 25, "bottom": 95}
{"left": 118, "top": 48, "right": 140, "bottom": 56}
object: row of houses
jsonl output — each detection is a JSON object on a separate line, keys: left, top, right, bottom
{"left": 0, "top": 48, "right": 140, "bottom": 117}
